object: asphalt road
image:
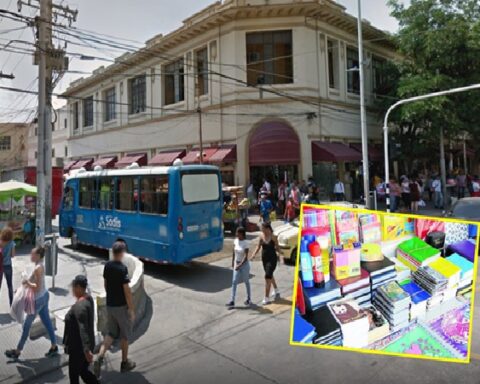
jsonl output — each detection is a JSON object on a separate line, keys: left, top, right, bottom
{"left": 22, "top": 234, "right": 480, "bottom": 384}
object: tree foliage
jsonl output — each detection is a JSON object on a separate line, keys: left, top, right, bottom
{"left": 379, "top": 0, "right": 480, "bottom": 166}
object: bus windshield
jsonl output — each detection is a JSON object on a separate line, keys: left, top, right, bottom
{"left": 181, "top": 171, "right": 220, "bottom": 204}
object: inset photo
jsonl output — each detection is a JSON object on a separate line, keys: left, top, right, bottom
{"left": 290, "top": 205, "right": 478, "bottom": 363}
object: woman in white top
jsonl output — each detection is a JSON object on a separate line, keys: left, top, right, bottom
{"left": 5, "top": 247, "right": 58, "bottom": 359}
{"left": 226, "top": 227, "right": 251, "bottom": 309}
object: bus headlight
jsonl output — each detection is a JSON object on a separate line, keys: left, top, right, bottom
{"left": 211, "top": 217, "right": 221, "bottom": 229}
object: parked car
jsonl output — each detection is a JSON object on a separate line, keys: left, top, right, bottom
{"left": 274, "top": 202, "right": 366, "bottom": 264}
{"left": 450, "top": 197, "right": 480, "bottom": 222}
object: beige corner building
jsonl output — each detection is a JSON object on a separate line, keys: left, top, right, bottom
{"left": 0, "top": 123, "right": 29, "bottom": 172}
{"left": 63, "top": 0, "right": 398, "bottom": 197}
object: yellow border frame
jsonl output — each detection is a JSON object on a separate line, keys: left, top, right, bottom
{"left": 289, "top": 203, "right": 480, "bottom": 364}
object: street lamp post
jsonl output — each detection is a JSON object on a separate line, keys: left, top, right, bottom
{"left": 383, "top": 83, "right": 480, "bottom": 212}
{"left": 357, "top": 0, "right": 370, "bottom": 209}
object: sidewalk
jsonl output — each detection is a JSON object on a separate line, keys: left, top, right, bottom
{"left": 0, "top": 244, "right": 107, "bottom": 384}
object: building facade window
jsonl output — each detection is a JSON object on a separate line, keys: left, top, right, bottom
{"left": 196, "top": 48, "right": 208, "bottom": 96}
{"left": 104, "top": 87, "right": 116, "bottom": 121}
{"left": 64, "top": 145, "right": 68, "bottom": 157}
{"left": 64, "top": 118, "right": 67, "bottom": 129}
{"left": 83, "top": 96, "right": 94, "bottom": 127}
{"left": 164, "top": 59, "right": 185, "bottom": 105}
{"left": 73, "top": 102, "right": 79, "bottom": 133}
{"left": 372, "top": 56, "right": 387, "bottom": 94}
{"left": 327, "top": 39, "right": 340, "bottom": 89}
{"left": 0, "top": 136, "right": 11, "bottom": 151}
{"left": 347, "top": 47, "right": 360, "bottom": 94}
{"left": 246, "top": 30, "right": 293, "bottom": 86}
{"left": 129, "top": 75, "right": 146, "bottom": 114}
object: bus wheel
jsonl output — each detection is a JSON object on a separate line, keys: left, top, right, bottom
{"left": 71, "top": 230, "right": 79, "bottom": 250}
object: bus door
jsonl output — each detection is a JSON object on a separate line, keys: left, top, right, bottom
{"left": 135, "top": 174, "right": 170, "bottom": 260}
{"left": 76, "top": 178, "right": 98, "bottom": 244}
{"left": 59, "top": 179, "right": 76, "bottom": 238}
{"left": 94, "top": 177, "right": 118, "bottom": 249}
{"left": 177, "top": 169, "right": 223, "bottom": 258}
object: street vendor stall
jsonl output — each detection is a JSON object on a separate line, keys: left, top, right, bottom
{"left": 0, "top": 180, "right": 37, "bottom": 243}
{"left": 223, "top": 186, "right": 250, "bottom": 234}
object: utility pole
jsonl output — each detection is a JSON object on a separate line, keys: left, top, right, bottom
{"left": 439, "top": 127, "right": 448, "bottom": 212}
{"left": 196, "top": 81, "right": 204, "bottom": 164}
{"left": 357, "top": 0, "right": 370, "bottom": 209}
{"left": 19, "top": 0, "right": 75, "bottom": 245}
{"left": 36, "top": 0, "right": 53, "bottom": 246}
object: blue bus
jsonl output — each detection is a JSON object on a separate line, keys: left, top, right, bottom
{"left": 59, "top": 164, "right": 224, "bottom": 263}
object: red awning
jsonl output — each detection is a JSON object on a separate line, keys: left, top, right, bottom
{"left": 350, "top": 143, "right": 383, "bottom": 162}
{"left": 182, "top": 148, "right": 219, "bottom": 164}
{"left": 71, "top": 158, "right": 94, "bottom": 170}
{"left": 64, "top": 160, "right": 78, "bottom": 172}
{"left": 149, "top": 150, "right": 186, "bottom": 166}
{"left": 312, "top": 142, "right": 362, "bottom": 162}
{"left": 92, "top": 156, "right": 118, "bottom": 169}
{"left": 249, "top": 121, "right": 300, "bottom": 166}
{"left": 209, "top": 146, "right": 237, "bottom": 164}
{"left": 116, "top": 153, "right": 148, "bottom": 168}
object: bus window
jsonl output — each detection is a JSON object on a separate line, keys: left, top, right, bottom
{"left": 115, "top": 176, "right": 136, "bottom": 212}
{"left": 181, "top": 171, "right": 220, "bottom": 204}
{"left": 98, "top": 178, "right": 114, "bottom": 210}
{"left": 63, "top": 186, "right": 74, "bottom": 210}
{"left": 140, "top": 175, "right": 169, "bottom": 215}
{"left": 79, "top": 179, "right": 96, "bottom": 209}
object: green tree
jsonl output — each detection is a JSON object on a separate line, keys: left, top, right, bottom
{"left": 380, "top": 0, "right": 480, "bottom": 173}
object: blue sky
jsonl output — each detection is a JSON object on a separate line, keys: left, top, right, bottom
{"left": 0, "top": 0, "right": 399, "bottom": 122}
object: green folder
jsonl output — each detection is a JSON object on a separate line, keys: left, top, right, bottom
{"left": 397, "top": 237, "right": 440, "bottom": 264}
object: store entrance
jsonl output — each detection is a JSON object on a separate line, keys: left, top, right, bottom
{"left": 250, "top": 165, "right": 299, "bottom": 196}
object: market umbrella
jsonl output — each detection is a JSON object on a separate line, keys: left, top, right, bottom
{"left": 0, "top": 180, "right": 37, "bottom": 203}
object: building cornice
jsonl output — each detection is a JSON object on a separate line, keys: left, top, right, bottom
{"left": 63, "top": 0, "right": 395, "bottom": 97}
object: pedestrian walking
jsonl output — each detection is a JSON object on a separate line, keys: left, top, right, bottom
{"left": 284, "top": 197, "right": 296, "bottom": 223}
{"left": 333, "top": 178, "right": 345, "bottom": 201}
{"left": 277, "top": 182, "right": 287, "bottom": 216}
{"left": 94, "top": 242, "right": 136, "bottom": 378}
{"left": 64, "top": 275, "right": 99, "bottom": 384}
{"left": 432, "top": 175, "right": 443, "bottom": 209}
{"left": 251, "top": 223, "right": 282, "bottom": 306}
{"left": 259, "top": 193, "right": 274, "bottom": 224}
{"left": 0, "top": 227, "right": 15, "bottom": 306}
{"left": 410, "top": 177, "right": 421, "bottom": 213}
{"left": 389, "top": 178, "right": 401, "bottom": 213}
{"left": 401, "top": 177, "right": 411, "bottom": 211}
{"left": 456, "top": 170, "right": 467, "bottom": 199}
{"left": 5, "top": 246, "right": 58, "bottom": 359}
{"left": 226, "top": 227, "right": 251, "bottom": 309}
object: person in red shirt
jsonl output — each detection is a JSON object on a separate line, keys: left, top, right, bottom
{"left": 284, "top": 197, "right": 296, "bottom": 223}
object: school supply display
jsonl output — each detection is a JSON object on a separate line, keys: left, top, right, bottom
{"left": 334, "top": 210, "right": 359, "bottom": 246}
{"left": 337, "top": 269, "right": 371, "bottom": 307}
{"left": 328, "top": 299, "right": 369, "bottom": 348}
{"left": 361, "top": 257, "right": 396, "bottom": 292}
{"left": 332, "top": 243, "right": 361, "bottom": 280}
{"left": 383, "top": 215, "right": 414, "bottom": 241}
{"left": 415, "top": 219, "right": 445, "bottom": 241}
{"left": 373, "top": 281, "right": 411, "bottom": 332}
{"left": 399, "top": 280, "right": 430, "bottom": 320}
{"left": 304, "top": 279, "right": 342, "bottom": 310}
{"left": 304, "top": 306, "right": 342, "bottom": 346}
{"left": 446, "top": 254, "right": 474, "bottom": 294}
{"left": 396, "top": 237, "right": 440, "bottom": 272}
{"left": 447, "top": 240, "right": 476, "bottom": 263}
{"left": 300, "top": 238, "right": 314, "bottom": 288}
{"left": 359, "top": 214, "right": 382, "bottom": 244}
{"left": 292, "top": 309, "right": 316, "bottom": 344}
{"left": 360, "top": 243, "right": 383, "bottom": 262}
{"left": 363, "top": 306, "right": 390, "bottom": 344}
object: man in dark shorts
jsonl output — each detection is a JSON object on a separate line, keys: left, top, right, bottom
{"left": 94, "top": 242, "right": 136, "bottom": 378}
{"left": 63, "top": 275, "right": 98, "bottom": 384}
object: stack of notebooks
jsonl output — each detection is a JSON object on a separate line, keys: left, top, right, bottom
{"left": 337, "top": 269, "right": 372, "bottom": 307}
{"left": 292, "top": 309, "right": 316, "bottom": 344}
{"left": 446, "top": 253, "right": 474, "bottom": 295}
{"left": 399, "top": 280, "right": 431, "bottom": 320}
{"left": 427, "top": 258, "right": 462, "bottom": 301}
{"left": 328, "top": 299, "right": 370, "bottom": 348}
{"left": 361, "top": 257, "right": 396, "bottom": 293}
{"left": 413, "top": 266, "right": 448, "bottom": 310}
{"left": 304, "top": 280, "right": 342, "bottom": 310}
{"left": 363, "top": 306, "right": 390, "bottom": 344}
{"left": 373, "top": 281, "right": 411, "bottom": 332}
{"left": 304, "top": 306, "right": 342, "bottom": 346}
{"left": 396, "top": 237, "right": 441, "bottom": 272}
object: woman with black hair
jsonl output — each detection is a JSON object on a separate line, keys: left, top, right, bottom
{"left": 252, "top": 223, "right": 283, "bottom": 306}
